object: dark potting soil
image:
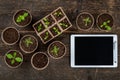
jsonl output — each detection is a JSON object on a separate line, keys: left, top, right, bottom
{"left": 20, "top": 36, "right": 37, "bottom": 53}
{"left": 32, "top": 53, "right": 48, "bottom": 68}
{"left": 6, "top": 51, "right": 22, "bottom": 67}
{"left": 34, "top": 22, "right": 45, "bottom": 33}
{"left": 50, "top": 25, "right": 61, "bottom": 36}
{"left": 14, "top": 10, "right": 31, "bottom": 26}
{"left": 59, "top": 18, "right": 70, "bottom": 30}
{"left": 97, "top": 14, "right": 113, "bottom": 30}
{"left": 49, "top": 42, "right": 65, "bottom": 58}
{"left": 77, "top": 14, "right": 93, "bottom": 29}
{"left": 3, "top": 28, "right": 19, "bottom": 44}
{"left": 52, "top": 9, "right": 65, "bottom": 21}
{"left": 40, "top": 31, "right": 52, "bottom": 43}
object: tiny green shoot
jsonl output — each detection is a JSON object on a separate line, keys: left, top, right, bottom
{"left": 43, "top": 18, "right": 50, "bottom": 28}
{"left": 16, "top": 12, "right": 29, "bottom": 23}
{"left": 53, "top": 27, "right": 61, "bottom": 35}
{"left": 37, "top": 24, "right": 43, "bottom": 32}
{"left": 54, "top": 11, "right": 62, "bottom": 17}
{"left": 44, "top": 32, "right": 49, "bottom": 40}
{"left": 24, "top": 37, "right": 33, "bottom": 47}
{"left": 83, "top": 17, "right": 91, "bottom": 26}
{"left": 100, "top": 20, "right": 111, "bottom": 30}
{"left": 6, "top": 51, "right": 23, "bottom": 65}
{"left": 59, "top": 22, "right": 68, "bottom": 28}
{"left": 51, "top": 45, "right": 59, "bottom": 56}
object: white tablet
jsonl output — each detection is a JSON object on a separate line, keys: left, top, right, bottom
{"left": 70, "top": 34, "right": 118, "bottom": 68}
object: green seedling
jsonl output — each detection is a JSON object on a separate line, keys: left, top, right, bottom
{"left": 43, "top": 18, "right": 50, "bottom": 28}
{"left": 54, "top": 11, "right": 62, "bottom": 17}
{"left": 44, "top": 32, "right": 49, "bottom": 40}
{"left": 53, "top": 27, "right": 61, "bottom": 35}
{"left": 51, "top": 45, "right": 59, "bottom": 56}
{"left": 16, "top": 12, "right": 28, "bottom": 23}
{"left": 100, "top": 20, "right": 111, "bottom": 30}
{"left": 37, "top": 23, "right": 43, "bottom": 32}
{"left": 6, "top": 51, "right": 23, "bottom": 65}
{"left": 83, "top": 17, "right": 91, "bottom": 26}
{"left": 59, "top": 22, "right": 68, "bottom": 28}
{"left": 24, "top": 37, "right": 33, "bottom": 47}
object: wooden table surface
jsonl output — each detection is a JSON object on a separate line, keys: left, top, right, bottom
{"left": 0, "top": 0, "right": 120, "bottom": 80}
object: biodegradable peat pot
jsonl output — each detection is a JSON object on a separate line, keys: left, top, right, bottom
{"left": 13, "top": 9, "right": 32, "bottom": 27}
{"left": 96, "top": 13, "right": 113, "bottom": 31}
{"left": 33, "top": 7, "right": 72, "bottom": 44}
{"left": 19, "top": 35, "right": 38, "bottom": 54}
{"left": 48, "top": 41, "right": 66, "bottom": 59}
{"left": 31, "top": 52, "right": 49, "bottom": 70}
{"left": 1, "top": 27, "right": 20, "bottom": 45}
{"left": 76, "top": 12, "right": 94, "bottom": 31}
{"left": 4, "top": 50, "right": 23, "bottom": 68}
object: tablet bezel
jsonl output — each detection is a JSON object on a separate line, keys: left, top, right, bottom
{"left": 70, "top": 34, "right": 118, "bottom": 68}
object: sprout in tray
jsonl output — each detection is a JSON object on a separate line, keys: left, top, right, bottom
{"left": 44, "top": 32, "right": 49, "bottom": 40}
{"left": 24, "top": 37, "right": 33, "bottom": 47}
{"left": 83, "top": 17, "right": 91, "bottom": 26}
{"left": 59, "top": 22, "right": 68, "bottom": 28}
{"left": 16, "top": 12, "right": 29, "bottom": 23}
{"left": 53, "top": 27, "right": 61, "bottom": 35}
{"left": 54, "top": 11, "right": 62, "bottom": 17}
{"left": 51, "top": 45, "right": 59, "bottom": 56}
{"left": 37, "top": 24, "right": 43, "bottom": 32}
{"left": 43, "top": 18, "right": 50, "bottom": 28}
{"left": 6, "top": 52, "right": 23, "bottom": 65}
{"left": 100, "top": 20, "right": 111, "bottom": 30}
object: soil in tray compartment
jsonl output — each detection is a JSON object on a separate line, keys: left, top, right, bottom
{"left": 33, "top": 53, "right": 48, "bottom": 68}
{"left": 43, "top": 15, "right": 55, "bottom": 28}
{"left": 21, "top": 36, "right": 37, "bottom": 52}
{"left": 50, "top": 25, "right": 61, "bottom": 36}
{"left": 40, "top": 31, "right": 52, "bottom": 42}
{"left": 59, "top": 18, "right": 70, "bottom": 30}
{"left": 34, "top": 22, "right": 45, "bottom": 33}
{"left": 52, "top": 9, "right": 65, "bottom": 21}
{"left": 6, "top": 51, "right": 22, "bottom": 67}
{"left": 77, "top": 14, "right": 93, "bottom": 29}
{"left": 49, "top": 42, "right": 65, "bottom": 58}
{"left": 14, "top": 10, "right": 31, "bottom": 26}
{"left": 97, "top": 14, "right": 113, "bottom": 30}
{"left": 3, "top": 28, "right": 19, "bottom": 44}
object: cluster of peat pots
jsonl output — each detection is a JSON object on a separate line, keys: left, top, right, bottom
{"left": 1, "top": 7, "right": 114, "bottom": 70}
{"left": 1, "top": 7, "right": 69, "bottom": 70}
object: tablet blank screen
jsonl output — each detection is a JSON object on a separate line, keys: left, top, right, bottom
{"left": 75, "top": 37, "right": 113, "bottom": 65}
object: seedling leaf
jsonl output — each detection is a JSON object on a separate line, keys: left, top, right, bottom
{"left": 15, "top": 57, "right": 23, "bottom": 62}
{"left": 11, "top": 59, "right": 15, "bottom": 64}
{"left": 6, "top": 54, "right": 13, "bottom": 59}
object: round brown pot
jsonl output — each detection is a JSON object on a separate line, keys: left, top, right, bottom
{"left": 47, "top": 41, "right": 66, "bottom": 59}
{"left": 13, "top": 9, "right": 32, "bottom": 27}
{"left": 1, "top": 27, "right": 20, "bottom": 45}
{"left": 76, "top": 12, "right": 94, "bottom": 31}
{"left": 4, "top": 50, "right": 23, "bottom": 68}
{"left": 96, "top": 13, "right": 113, "bottom": 31}
{"left": 19, "top": 35, "right": 38, "bottom": 54}
{"left": 31, "top": 52, "right": 49, "bottom": 70}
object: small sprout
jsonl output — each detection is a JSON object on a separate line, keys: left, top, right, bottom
{"left": 59, "top": 22, "right": 68, "bottom": 28}
{"left": 16, "top": 12, "right": 28, "bottom": 23}
{"left": 53, "top": 27, "right": 61, "bottom": 35}
{"left": 43, "top": 18, "right": 50, "bottom": 28}
{"left": 83, "top": 17, "right": 91, "bottom": 26}
{"left": 37, "top": 24, "right": 43, "bottom": 32}
{"left": 24, "top": 37, "right": 33, "bottom": 47}
{"left": 100, "top": 20, "right": 111, "bottom": 30}
{"left": 6, "top": 51, "right": 23, "bottom": 65}
{"left": 44, "top": 32, "right": 49, "bottom": 40}
{"left": 54, "top": 11, "right": 62, "bottom": 16}
{"left": 51, "top": 45, "right": 59, "bottom": 56}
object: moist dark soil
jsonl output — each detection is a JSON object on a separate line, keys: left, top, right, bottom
{"left": 20, "top": 36, "right": 37, "bottom": 53}
{"left": 32, "top": 53, "right": 48, "bottom": 68}
{"left": 40, "top": 31, "right": 52, "bottom": 43}
{"left": 49, "top": 41, "right": 65, "bottom": 58}
{"left": 97, "top": 13, "right": 113, "bottom": 30}
{"left": 14, "top": 10, "right": 31, "bottom": 26}
{"left": 52, "top": 9, "right": 65, "bottom": 21}
{"left": 43, "top": 15, "right": 55, "bottom": 27}
{"left": 59, "top": 18, "right": 70, "bottom": 30}
{"left": 77, "top": 13, "right": 93, "bottom": 30}
{"left": 5, "top": 51, "right": 22, "bottom": 67}
{"left": 3, "top": 28, "right": 19, "bottom": 44}
{"left": 50, "top": 25, "right": 61, "bottom": 36}
{"left": 34, "top": 22, "right": 45, "bottom": 33}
